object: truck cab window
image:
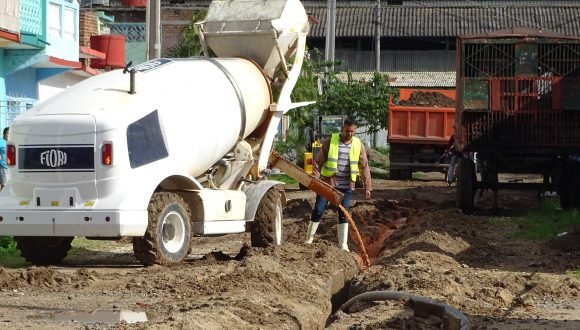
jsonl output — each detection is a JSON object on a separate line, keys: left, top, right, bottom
{"left": 127, "top": 110, "right": 168, "bottom": 168}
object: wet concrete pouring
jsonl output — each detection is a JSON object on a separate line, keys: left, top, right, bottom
{"left": 0, "top": 176, "right": 579, "bottom": 329}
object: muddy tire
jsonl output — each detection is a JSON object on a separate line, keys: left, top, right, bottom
{"left": 251, "top": 188, "right": 283, "bottom": 247}
{"left": 559, "top": 162, "right": 580, "bottom": 210}
{"left": 133, "top": 192, "right": 192, "bottom": 266}
{"left": 15, "top": 237, "right": 73, "bottom": 265}
{"left": 456, "top": 157, "right": 476, "bottom": 212}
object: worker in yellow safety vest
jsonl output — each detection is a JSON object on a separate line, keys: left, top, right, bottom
{"left": 305, "top": 117, "right": 372, "bottom": 251}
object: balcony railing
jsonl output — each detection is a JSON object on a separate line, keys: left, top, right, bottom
{"left": 20, "top": 0, "right": 44, "bottom": 39}
{"left": 110, "top": 22, "right": 146, "bottom": 42}
{"left": 0, "top": 98, "right": 36, "bottom": 129}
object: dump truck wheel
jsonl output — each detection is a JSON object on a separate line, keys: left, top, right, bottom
{"left": 559, "top": 162, "right": 580, "bottom": 210}
{"left": 389, "top": 144, "right": 413, "bottom": 180}
{"left": 15, "top": 237, "right": 73, "bottom": 265}
{"left": 251, "top": 188, "right": 283, "bottom": 247}
{"left": 133, "top": 192, "right": 192, "bottom": 266}
{"left": 456, "top": 157, "right": 476, "bottom": 212}
{"left": 399, "top": 169, "right": 413, "bottom": 180}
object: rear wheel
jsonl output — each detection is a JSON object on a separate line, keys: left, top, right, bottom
{"left": 251, "top": 188, "right": 283, "bottom": 247}
{"left": 15, "top": 237, "right": 73, "bottom": 265}
{"left": 456, "top": 157, "right": 476, "bottom": 212}
{"left": 559, "top": 162, "right": 580, "bottom": 210}
{"left": 133, "top": 192, "right": 192, "bottom": 266}
{"left": 389, "top": 144, "right": 413, "bottom": 180}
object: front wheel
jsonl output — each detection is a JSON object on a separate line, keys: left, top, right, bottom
{"left": 15, "top": 237, "right": 73, "bottom": 265}
{"left": 251, "top": 188, "right": 283, "bottom": 247}
{"left": 133, "top": 192, "right": 192, "bottom": 266}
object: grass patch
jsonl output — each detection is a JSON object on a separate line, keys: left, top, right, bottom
{"left": 512, "top": 198, "right": 580, "bottom": 240}
{"left": 412, "top": 172, "right": 428, "bottom": 180}
{"left": 69, "top": 237, "right": 119, "bottom": 254}
{"left": 567, "top": 268, "right": 580, "bottom": 280}
{"left": 268, "top": 173, "right": 297, "bottom": 184}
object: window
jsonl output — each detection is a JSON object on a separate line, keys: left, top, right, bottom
{"left": 48, "top": 3, "right": 61, "bottom": 39}
{"left": 63, "top": 7, "right": 75, "bottom": 40}
{"left": 127, "top": 110, "right": 168, "bottom": 168}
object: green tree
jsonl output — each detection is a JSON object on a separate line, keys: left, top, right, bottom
{"left": 280, "top": 49, "right": 395, "bottom": 161}
{"left": 318, "top": 71, "right": 392, "bottom": 135}
{"left": 165, "top": 11, "right": 206, "bottom": 58}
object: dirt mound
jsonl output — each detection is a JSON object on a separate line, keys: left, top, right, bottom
{"left": 284, "top": 198, "right": 312, "bottom": 219}
{"left": 0, "top": 267, "right": 91, "bottom": 290}
{"left": 348, "top": 207, "right": 580, "bottom": 321}
{"left": 399, "top": 91, "right": 455, "bottom": 107}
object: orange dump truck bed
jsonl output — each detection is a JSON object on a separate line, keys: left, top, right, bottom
{"left": 388, "top": 88, "right": 456, "bottom": 145}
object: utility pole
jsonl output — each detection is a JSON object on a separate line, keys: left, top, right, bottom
{"left": 375, "top": 0, "right": 381, "bottom": 72}
{"left": 325, "top": 0, "right": 336, "bottom": 71}
{"left": 146, "top": 0, "right": 161, "bottom": 60}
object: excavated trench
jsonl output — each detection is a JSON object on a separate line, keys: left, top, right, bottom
{"left": 283, "top": 196, "right": 434, "bottom": 327}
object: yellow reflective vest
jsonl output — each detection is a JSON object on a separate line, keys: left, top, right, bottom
{"left": 320, "top": 133, "right": 362, "bottom": 182}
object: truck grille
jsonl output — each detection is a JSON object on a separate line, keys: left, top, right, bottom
{"left": 18, "top": 145, "right": 95, "bottom": 172}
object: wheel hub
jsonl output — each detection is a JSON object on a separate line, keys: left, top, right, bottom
{"left": 162, "top": 223, "right": 176, "bottom": 241}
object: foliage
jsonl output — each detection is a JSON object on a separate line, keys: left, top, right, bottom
{"left": 0, "top": 236, "right": 15, "bottom": 249}
{"left": 512, "top": 198, "right": 580, "bottom": 240}
{"left": 369, "top": 159, "right": 388, "bottom": 170}
{"left": 0, "top": 236, "right": 26, "bottom": 268}
{"left": 267, "top": 173, "right": 297, "bottom": 184}
{"left": 273, "top": 132, "right": 304, "bottom": 163}
{"left": 317, "top": 71, "right": 392, "bottom": 135}
{"left": 374, "top": 146, "right": 390, "bottom": 156}
{"left": 165, "top": 11, "right": 206, "bottom": 58}
{"left": 278, "top": 48, "right": 396, "bottom": 161}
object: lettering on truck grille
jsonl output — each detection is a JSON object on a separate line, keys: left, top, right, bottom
{"left": 18, "top": 144, "right": 95, "bottom": 172}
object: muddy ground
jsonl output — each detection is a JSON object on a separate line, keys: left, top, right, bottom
{"left": 0, "top": 175, "right": 579, "bottom": 329}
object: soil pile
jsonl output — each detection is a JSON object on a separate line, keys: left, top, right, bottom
{"left": 399, "top": 91, "right": 455, "bottom": 107}
{"left": 336, "top": 203, "right": 580, "bottom": 329}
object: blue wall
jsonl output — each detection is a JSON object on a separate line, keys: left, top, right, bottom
{"left": 6, "top": 67, "right": 38, "bottom": 100}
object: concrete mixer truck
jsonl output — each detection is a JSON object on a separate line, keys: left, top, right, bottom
{"left": 0, "top": 0, "right": 320, "bottom": 266}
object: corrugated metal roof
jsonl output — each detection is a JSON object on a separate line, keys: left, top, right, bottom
{"left": 336, "top": 71, "right": 456, "bottom": 87}
{"left": 305, "top": 1, "right": 580, "bottom": 8}
{"left": 307, "top": 5, "right": 580, "bottom": 37}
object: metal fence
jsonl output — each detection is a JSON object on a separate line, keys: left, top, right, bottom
{"left": 0, "top": 98, "right": 36, "bottom": 130}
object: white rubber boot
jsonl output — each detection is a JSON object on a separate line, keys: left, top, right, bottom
{"left": 305, "top": 221, "right": 320, "bottom": 244}
{"left": 337, "top": 223, "right": 350, "bottom": 252}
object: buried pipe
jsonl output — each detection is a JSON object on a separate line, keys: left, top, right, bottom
{"left": 335, "top": 291, "right": 470, "bottom": 330}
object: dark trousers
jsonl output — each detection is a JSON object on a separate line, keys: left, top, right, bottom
{"left": 311, "top": 187, "right": 352, "bottom": 224}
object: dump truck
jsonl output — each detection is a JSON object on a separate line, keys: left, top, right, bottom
{"left": 455, "top": 28, "right": 580, "bottom": 211}
{"left": 0, "top": 0, "right": 321, "bottom": 266}
{"left": 388, "top": 88, "right": 456, "bottom": 180}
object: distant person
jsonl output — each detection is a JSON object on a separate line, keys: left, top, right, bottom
{"left": 0, "top": 127, "right": 8, "bottom": 191}
{"left": 305, "top": 117, "right": 372, "bottom": 251}
{"left": 443, "top": 132, "right": 459, "bottom": 185}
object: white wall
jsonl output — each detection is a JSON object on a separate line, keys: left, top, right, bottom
{"left": 38, "top": 72, "right": 85, "bottom": 103}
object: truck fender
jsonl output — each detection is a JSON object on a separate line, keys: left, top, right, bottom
{"left": 243, "top": 180, "right": 287, "bottom": 221}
